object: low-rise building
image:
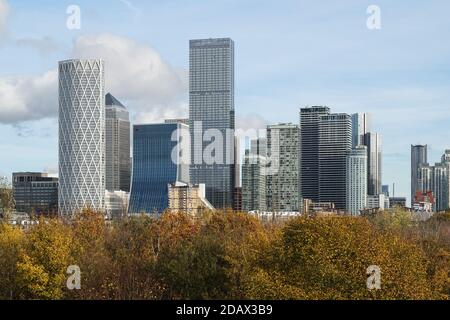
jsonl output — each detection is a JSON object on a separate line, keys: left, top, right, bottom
{"left": 366, "top": 194, "right": 386, "bottom": 210}
{"left": 105, "top": 190, "right": 129, "bottom": 219}
{"left": 12, "top": 172, "right": 58, "bottom": 215}
{"left": 168, "top": 182, "right": 214, "bottom": 215}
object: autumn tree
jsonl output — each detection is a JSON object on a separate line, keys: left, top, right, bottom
{"left": 0, "top": 223, "right": 24, "bottom": 299}
{"left": 16, "top": 218, "right": 74, "bottom": 299}
{"left": 0, "top": 176, "right": 15, "bottom": 220}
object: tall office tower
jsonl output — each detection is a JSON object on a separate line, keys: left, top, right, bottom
{"left": 266, "top": 124, "right": 299, "bottom": 212}
{"left": 433, "top": 163, "right": 448, "bottom": 212}
{"left": 414, "top": 150, "right": 450, "bottom": 212}
{"left": 411, "top": 144, "right": 428, "bottom": 206}
{"left": 364, "top": 132, "right": 382, "bottom": 196}
{"left": 189, "top": 38, "right": 235, "bottom": 209}
{"left": 299, "top": 106, "right": 330, "bottom": 202}
{"left": 12, "top": 172, "right": 58, "bottom": 215}
{"left": 128, "top": 123, "right": 189, "bottom": 215}
{"left": 318, "top": 114, "right": 352, "bottom": 209}
{"left": 105, "top": 93, "right": 131, "bottom": 192}
{"left": 242, "top": 138, "right": 267, "bottom": 212}
{"left": 440, "top": 150, "right": 450, "bottom": 210}
{"left": 346, "top": 146, "right": 368, "bottom": 215}
{"left": 351, "top": 113, "right": 371, "bottom": 147}
{"left": 58, "top": 59, "right": 105, "bottom": 216}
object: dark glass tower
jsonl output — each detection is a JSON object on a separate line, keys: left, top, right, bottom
{"left": 105, "top": 93, "right": 131, "bottom": 192}
{"left": 411, "top": 144, "right": 428, "bottom": 206}
{"left": 189, "top": 38, "right": 235, "bottom": 209}
{"left": 128, "top": 123, "right": 189, "bottom": 215}
{"left": 299, "top": 106, "right": 330, "bottom": 202}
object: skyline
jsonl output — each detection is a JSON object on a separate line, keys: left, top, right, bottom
{"left": 2, "top": 1, "right": 450, "bottom": 202}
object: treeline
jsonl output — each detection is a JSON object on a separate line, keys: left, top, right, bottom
{"left": 0, "top": 209, "right": 449, "bottom": 300}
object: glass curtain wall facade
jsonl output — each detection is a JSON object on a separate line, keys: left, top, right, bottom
{"left": 189, "top": 38, "right": 235, "bottom": 209}
{"left": 128, "top": 123, "right": 189, "bottom": 215}
{"left": 105, "top": 93, "right": 131, "bottom": 192}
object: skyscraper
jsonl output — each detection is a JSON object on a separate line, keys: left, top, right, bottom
{"left": 242, "top": 138, "right": 267, "bottom": 212}
{"left": 299, "top": 106, "right": 330, "bottom": 202}
{"left": 351, "top": 113, "right": 371, "bottom": 147}
{"left": 58, "top": 59, "right": 105, "bottom": 215}
{"left": 364, "top": 132, "right": 382, "bottom": 196}
{"left": 416, "top": 150, "right": 450, "bottom": 212}
{"left": 346, "top": 146, "right": 367, "bottom": 215}
{"left": 128, "top": 123, "right": 189, "bottom": 215}
{"left": 411, "top": 144, "right": 428, "bottom": 206}
{"left": 105, "top": 93, "right": 131, "bottom": 192}
{"left": 266, "top": 123, "right": 299, "bottom": 212}
{"left": 318, "top": 113, "right": 352, "bottom": 209}
{"left": 189, "top": 38, "right": 235, "bottom": 209}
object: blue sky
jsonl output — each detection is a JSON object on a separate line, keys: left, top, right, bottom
{"left": 1, "top": 0, "right": 450, "bottom": 202}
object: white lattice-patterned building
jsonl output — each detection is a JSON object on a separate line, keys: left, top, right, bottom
{"left": 58, "top": 59, "right": 105, "bottom": 216}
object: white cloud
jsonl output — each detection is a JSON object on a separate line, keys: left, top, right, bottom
{"left": 72, "top": 33, "right": 187, "bottom": 118}
{"left": 237, "top": 113, "right": 268, "bottom": 131}
{"left": 0, "top": 33, "right": 187, "bottom": 124}
{"left": 0, "top": 70, "right": 57, "bottom": 124}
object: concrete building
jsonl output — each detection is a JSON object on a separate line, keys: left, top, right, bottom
{"left": 346, "top": 146, "right": 367, "bottom": 215}
{"left": 242, "top": 139, "right": 267, "bottom": 212}
{"left": 58, "top": 59, "right": 105, "bottom": 215}
{"left": 12, "top": 172, "right": 58, "bottom": 215}
{"left": 105, "top": 93, "right": 131, "bottom": 192}
{"left": 168, "top": 182, "right": 214, "bottom": 215}
{"left": 412, "top": 191, "right": 434, "bottom": 213}
{"left": 105, "top": 190, "right": 129, "bottom": 219}
{"left": 390, "top": 197, "right": 407, "bottom": 208}
{"left": 266, "top": 123, "right": 299, "bottom": 212}
{"left": 367, "top": 194, "right": 386, "bottom": 210}
{"left": 416, "top": 150, "right": 450, "bottom": 212}
{"left": 189, "top": 38, "right": 235, "bottom": 209}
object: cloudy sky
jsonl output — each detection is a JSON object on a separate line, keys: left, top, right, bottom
{"left": 1, "top": 0, "right": 450, "bottom": 202}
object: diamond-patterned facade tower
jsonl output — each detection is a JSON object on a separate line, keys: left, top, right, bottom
{"left": 58, "top": 59, "right": 105, "bottom": 216}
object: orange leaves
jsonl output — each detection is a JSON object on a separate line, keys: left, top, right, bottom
{"left": 0, "top": 208, "right": 449, "bottom": 300}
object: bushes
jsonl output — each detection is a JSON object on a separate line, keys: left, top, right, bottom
{"left": 0, "top": 209, "right": 448, "bottom": 300}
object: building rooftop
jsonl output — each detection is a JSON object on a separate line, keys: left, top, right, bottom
{"left": 105, "top": 93, "right": 126, "bottom": 109}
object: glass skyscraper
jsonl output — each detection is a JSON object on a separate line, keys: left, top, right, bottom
{"left": 105, "top": 93, "right": 131, "bottom": 192}
{"left": 411, "top": 144, "right": 428, "bottom": 206}
{"left": 318, "top": 113, "right": 352, "bottom": 209}
{"left": 351, "top": 113, "right": 371, "bottom": 148}
{"left": 128, "top": 123, "right": 189, "bottom": 215}
{"left": 364, "top": 132, "right": 382, "bottom": 196}
{"left": 189, "top": 38, "right": 235, "bottom": 209}
{"left": 299, "top": 106, "right": 330, "bottom": 202}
